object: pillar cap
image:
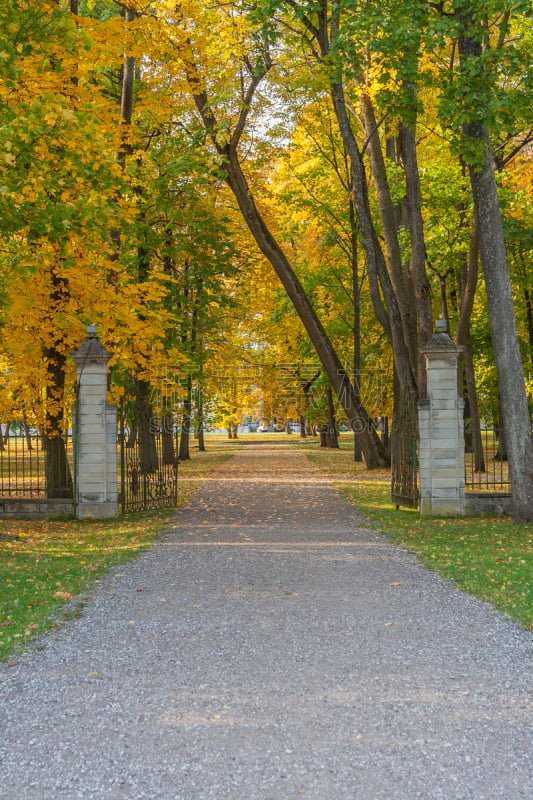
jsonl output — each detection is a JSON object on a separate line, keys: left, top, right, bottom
{"left": 71, "top": 335, "right": 113, "bottom": 365}
{"left": 422, "top": 329, "right": 463, "bottom": 357}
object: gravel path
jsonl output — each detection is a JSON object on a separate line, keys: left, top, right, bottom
{"left": 0, "top": 445, "right": 531, "bottom": 800}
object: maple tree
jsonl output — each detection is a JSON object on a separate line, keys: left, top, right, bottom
{"left": 0, "top": 1, "right": 242, "bottom": 481}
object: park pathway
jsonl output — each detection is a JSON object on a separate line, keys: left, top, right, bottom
{"left": 0, "top": 445, "right": 532, "bottom": 799}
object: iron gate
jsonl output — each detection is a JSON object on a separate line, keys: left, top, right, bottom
{"left": 391, "top": 436, "right": 419, "bottom": 509}
{"left": 118, "top": 390, "right": 179, "bottom": 513}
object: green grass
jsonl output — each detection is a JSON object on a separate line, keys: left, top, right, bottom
{"left": 306, "top": 449, "right": 533, "bottom": 632}
{"left": 0, "top": 447, "right": 232, "bottom": 662}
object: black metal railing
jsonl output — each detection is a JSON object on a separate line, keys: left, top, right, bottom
{"left": 465, "top": 428, "right": 510, "bottom": 492}
{"left": 118, "top": 399, "right": 179, "bottom": 513}
{"left": 0, "top": 422, "right": 74, "bottom": 499}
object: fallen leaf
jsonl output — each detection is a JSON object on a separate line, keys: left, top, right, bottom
{"left": 54, "top": 590, "right": 72, "bottom": 600}
{"left": 284, "top": 590, "right": 292, "bottom": 595}
{"left": 384, "top": 622, "right": 393, "bottom": 626}
{"left": 389, "top": 582, "right": 404, "bottom": 587}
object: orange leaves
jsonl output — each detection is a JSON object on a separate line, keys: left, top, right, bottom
{"left": 53, "top": 590, "right": 73, "bottom": 601}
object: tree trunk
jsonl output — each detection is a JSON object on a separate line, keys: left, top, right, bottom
{"left": 41, "top": 258, "right": 73, "bottom": 499}
{"left": 457, "top": 3, "right": 533, "bottom": 521}
{"left": 350, "top": 199, "right": 363, "bottom": 463}
{"left": 196, "top": 385, "right": 206, "bottom": 452}
{"left": 162, "top": 422, "right": 176, "bottom": 466}
{"left": 360, "top": 93, "right": 419, "bottom": 379}
{"left": 391, "top": 364, "right": 419, "bottom": 507}
{"left": 184, "top": 61, "right": 388, "bottom": 468}
{"left": 109, "top": 11, "right": 136, "bottom": 268}
{"left": 23, "top": 416, "right": 32, "bottom": 451}
{"left": 137, "top": 378, "right": 158, "bottom": 474}
{"left": 126, "top": 422, "right": 137, "bottom": 448}
{"left": 381, "top": 416, "right": 389, "bottom": 452}
{"left": 325, "top": 386, "right": 340, "bottom": 448}
{"left": 455, "top": 218, "right": 485, "bottom": 472}
{"left": 179, "top": 375, "right": 192, "bottom": 461}
{"left": 463, "top": 394, "right": 473, "bottom": 454}
{"left": 42, "top": 348, "right": 73, "bottom": 499}
{"left": 330, "top": 78, "right": 420, "bottom": 492}
{"left": 523, "top": 285, "right": 533, "bottom": 377}
{"left": 299, "top": 413, "right": 307, "bottom": 438}
{"left": 0, "top": 422, "right": 7, "bottom": 452}
{"left": 398, "top": 112, "right": 434, "bottom": 397}
{"left": 463, "top": 335, "right": 485, "bottom": 472}
{"left": 495, "top": 400, "right": 508, "bottom": 462}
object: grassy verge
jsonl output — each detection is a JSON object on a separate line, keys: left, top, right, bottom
{"left": 0, "top": 447, "right": 232, "bottom": 662}
{"left": 306, "top": 449, "right": 533, "bottom": 632}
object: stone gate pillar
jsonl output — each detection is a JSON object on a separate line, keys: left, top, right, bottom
{"left": 71, "top": 325, "right": 118, "bottom": 519}
{"left": 418, "top": 320, "right": 466, "bottom": 517}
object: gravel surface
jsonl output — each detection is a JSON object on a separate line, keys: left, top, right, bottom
{"left": 0, "top": 445, "right": 531, "bottom": 800}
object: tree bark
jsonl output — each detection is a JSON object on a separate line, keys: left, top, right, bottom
{"left": 398, "top": 114, "right": 434, "bottom": 396}
{"left": 0, "top": 422, "right": 7, "bottom": 452}
{"left": 336, "top": 85, "right": 419, "bottom": 497}
{"left": 325, "top": 386, "right": 340, "bottom": 448}
{"left": 196, "top": 385, "right": 206, "bottom": 452}
{"left": 42, "top": 347, "right": 73, "bottom": 498}
{"left": 360, "top": 93, "right": 419, "bottom": 379}
{"left": 329, "top": 78, "right": 420, "bottom": 500}
{"left": 179, "top": 374, "right": 192, "bottom": 461}
{"left": 349, "top": 199, "right": 363, "bottom": 462}
{"left": 456, "top": 2, "right": 533, "bottom": 521}
{"left": 523, "top": 284, "right": 533, "bottom": 378}
{"left": 455, "top": 218, "right": 485, "bottom": 472}
{"left": 136, "top": 378, "right": 158, "bottom": 474}
{"left": 463, "top": 335, "right": 485, "bottom": 472}
{"left": 109, "top": 10, "right": 136, "bottom": 267}
{"left": 162, "top": 420, "right": 176, "bottom": 466}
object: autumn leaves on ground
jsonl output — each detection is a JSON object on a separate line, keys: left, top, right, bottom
{"left": 1, "top": 439, "right": 531, "bottom": 663}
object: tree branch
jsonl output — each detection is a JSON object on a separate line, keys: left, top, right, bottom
{"left": 230, "top": 49, "right": 272, "bottom": 153}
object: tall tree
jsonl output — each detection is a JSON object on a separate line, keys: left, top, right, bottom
{"left": 450, "top": 0, "right": 533, "bottom": 521}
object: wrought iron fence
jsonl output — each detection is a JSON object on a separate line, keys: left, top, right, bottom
{"left": 118, "top": 396, "right": 179, "bottom": 513}
{"left": 0, "top": 421, "right": 74, "bottom": 499}
{"left": 465, "top": 428, "right": 510, "bottom": 491}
